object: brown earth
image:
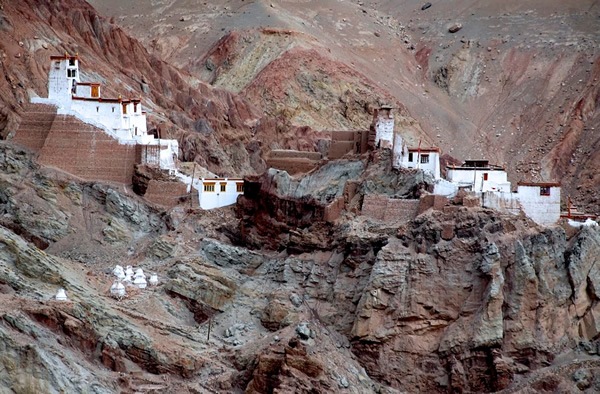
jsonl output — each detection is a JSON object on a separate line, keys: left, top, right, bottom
{"left": 3, "top": 141, "right": 600, "bottom": 392}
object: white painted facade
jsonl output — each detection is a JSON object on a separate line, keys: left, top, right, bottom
{"left": 392, "top": 132, "right": 441, "bottom": 179}
{"left": 401, "top": 149, "right": 441, "bottom": 179}
{"left": 193, "top": 178, "right": 245, "bottom": 210}
{"left": 31, "top": 54, "right": 178, "bottom": 171}
{"left": 431, "top": 159, "right": 561, "bottom": 226}
{"left": 446, "top": 167, "right": 511, "bottom": 193}
{"left": 374, "top": 107, "right": 394, "bottom": 149}
{"left": 515, "top": 184, "right": 561, "bottom": 226}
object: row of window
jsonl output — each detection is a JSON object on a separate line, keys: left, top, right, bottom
{"left": 203, "top": 183, "right": 244, "bottom": 193}
{"left": 407, "top": 152, "right": 430, "bottom": 164}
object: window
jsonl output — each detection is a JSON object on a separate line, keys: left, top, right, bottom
{"left": 67, "top": 69, "right": 76, "bottom": 78}
{"left": 54, "top": 61, "right": 60, "bottom": 69}
{"left": 69, "top": 58, "right": 75, "bottom": 66}
{"left": 203, "top": 183, "right": 215, "bottom": 192}
{"left": 112, "top": 107, "right": 115, "bottom": 113}
{"left": 122, "top": 103, "right": 128, "bottom": 115}
{"left": 91, "top": 85, "right": 99, "bottom": 97}
{"left": 220, "top": 183, "right": 226, "bottom": 192}
{"left": 96, "top": 106, "right": 99, "bottom": 112}
{"left": 483, "top": 173, "right": 488, "bottom": 181}
{"left": 133, "top": 102, "right": 138, "bottom": 113}
{"left": 420, "top": 154, "right": 429, "bottom": 164}
{"left": 236, "top": 183, "right": 244, "bottom": 193}
{"left": 408, "top": 152, "right": 413, "bottom": 162}
{"left": 540, "top": 187, "right": 550, "bottom": 196}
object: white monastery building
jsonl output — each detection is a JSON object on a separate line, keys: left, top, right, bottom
{"left": 371, "top": 110, "right": 562, "bottom": 226}
{"left": 444, "top": 160, "right": 511, "bottom": 193}
{"left": 32, "top": 53, "right": 178, "bottom": 170}
{"left": 193, "top": 178, "right": 245, "bottom": 210}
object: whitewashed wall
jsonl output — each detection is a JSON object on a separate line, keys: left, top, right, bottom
{"left": 197, "top": 179, "right": 244, "bottom": 210}
{"left": 446, "top": 169, "right": 510, "bottom": 192}
{"left": 516, "top": 185, "right": 561, "bottom": 226}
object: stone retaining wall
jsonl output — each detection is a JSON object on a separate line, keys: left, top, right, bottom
{"left": 361, "top": 194, "right": 420, "bottom": 223}
{"left": 38, "top": 113, "right": 137, "bottom": 184}
{"left": 144, "top": 180, "right": 188, "bottom": 208}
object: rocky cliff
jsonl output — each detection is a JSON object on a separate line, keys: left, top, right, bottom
{"left": 2, "top": 140, "right": 600, "bottom": 392}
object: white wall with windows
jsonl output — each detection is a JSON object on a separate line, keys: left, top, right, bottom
{"left": 196, "top": 178, "right": 244, "bottom": 210}
{"left": 515, "top": 184, "right": 561, "bottom": 226}
{"left": 446, "top": 168, "right": 511, "bottom": 193}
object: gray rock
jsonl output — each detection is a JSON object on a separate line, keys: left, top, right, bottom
{"left": 573, "top": 368, "right": 592, "bottom": 390}
{"left": 339, "top": 375, "right": 349, "bottom": 388}
{"left": 289, "top": 293, "right": 303, "bottom": 307}
{"left": 448, "top": 23, "right": 463, "bottom": 33}
{"left": 296, "top": 322, "right": 311, "bottom": 340}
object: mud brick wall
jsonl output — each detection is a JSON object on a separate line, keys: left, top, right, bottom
{"left": 266, "top": 157, "right": 321, "bottom": 174}
{"left": 269, "top": 150, "right": 322, "bottom": 160}
{"left": 38, "top": 114, "right": 137, "bottom": 184}
{"left": 361, "top": 194, "right": 420, "bottom": 223}
{"left": 385, "top": 199, "right": 420, "bottom": 223}
{"left": 418, "top": 194, "right": 448, "bottom": 214}
{"left": 144, "top": 180, "right": 188, "bottom": 208}
{"left": 324, "top": 196, "right": 344, "bottom": 223}
{"left": 329, "top": 141, "right": 355, "bottom": 159}
{"left": 12, "top": 103, "right": 57, "bottom": 152}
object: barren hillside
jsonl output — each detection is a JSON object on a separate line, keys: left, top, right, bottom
{"left": 90, "top": 0, "right": 600, "bottom": 212}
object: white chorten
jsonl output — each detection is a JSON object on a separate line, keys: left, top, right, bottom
{"left": 112, "top": 265, "right": 126, "bottom": 280}
{"left": 110, "top": 281, "right": 126, "bottom": 299}
{"left": 55, "top": 288, "right": 68, "bottom": 301}
{"left": 133, "top": 268, "right": 147, "bottom": 289}
{"left": 148, "top": 273, "right": 158, "bottom": 286}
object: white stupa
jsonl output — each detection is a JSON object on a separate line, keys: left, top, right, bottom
{"left": 148, "top": 273, "right": 159, "bottom": 286}
{"left": 125, "top": 265, "right": 134, "bottom": 277}
{"left": 133, "top": 268, "right": 147, "bottom": 289}
{"left": 110, "top": 281, "right": 126, "bottom": 299}
{"left": 55, "top": 288, "right": 68, "bottom": 301}
{"left": 112, "top": 265, "right": 126, "bottom": 280}
{"left": 123, "top": 265, "right": 134, "bottom": 284}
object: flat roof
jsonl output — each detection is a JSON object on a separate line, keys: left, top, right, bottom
{"left": 518, "top": 181, "right": 561, "bottom": 187}
{"left": 446, "top": 165, "right": 506, "bottom": 171}
{"left": 50, "top": 55, "right": 79, "bottom": 61}
{"left": 72, "top": 96, "right": 121, "bottom": 103}
{"left": 408, "top": 147, "right": 440, "bottom": 153}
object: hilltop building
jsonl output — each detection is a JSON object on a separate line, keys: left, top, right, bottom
{"left": 193, "top": 178, "right": 245, "bottom": 210}
{"left": 28, "top": 54, "right": 178, "bottom": 171}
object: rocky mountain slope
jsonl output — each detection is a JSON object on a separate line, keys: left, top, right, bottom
{"left": 0, "top": 0, "right": 331, "bottom": 176}
{"left": 90, "top": 0, "right": 600, "bottom": 212}
{"left": 2, "top": 141, "right": 600, "bottom": 392}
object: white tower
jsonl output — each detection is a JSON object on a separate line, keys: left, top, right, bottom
{"left": 48, "top": 54, "right": 80, "bottom": 103}
{"left": 374, "top": 106, "right": 394, "bottom": 149}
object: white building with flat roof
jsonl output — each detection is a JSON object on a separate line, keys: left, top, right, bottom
{"left": 194, "top": 178, "right": 245, "bottom": 210}
{"left": 432, "top": 159, "right": 561, "bottom": 226}
{"left": 441, "top": 160, "right": 511, "bottom": 195}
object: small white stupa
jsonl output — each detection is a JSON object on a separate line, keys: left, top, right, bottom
{"left": 110, "top": 280, "right": 126, "bottom": 299}
{"left": 55, "top": 288, "right": 68, "bottom": 301}
{"left": 125, "top": 265, "right": 134, "bottom": 278}
{"left": 133, "top": 268, "right": 147, "bottom": 289}
{"left": 148, "top": 273, "right": 158, "bottom": 286}
{"left": 113, "top": 265, "right": 126, "bottom": 280}
{"left": 123, "top": 265, "right": 134, "bottom": 284}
